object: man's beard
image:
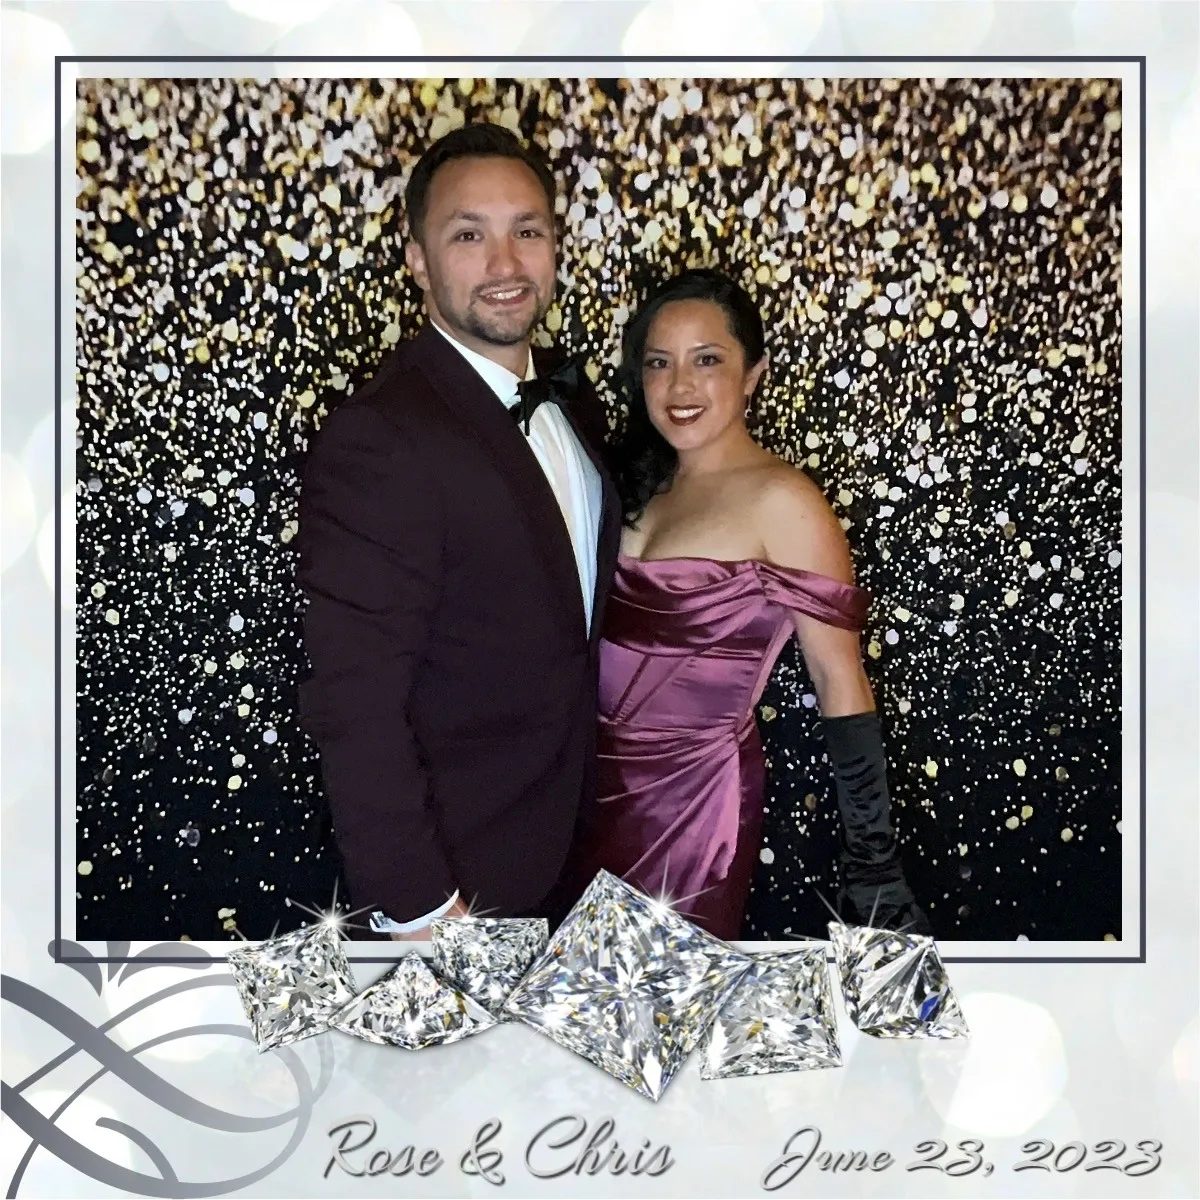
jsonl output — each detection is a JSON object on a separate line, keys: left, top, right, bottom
{"left": 431, "top": 278, "right": 550, "bottom": 347}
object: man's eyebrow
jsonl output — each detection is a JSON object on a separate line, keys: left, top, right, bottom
{"left": 444, "top": 209, "right": 551, "bottom": 223}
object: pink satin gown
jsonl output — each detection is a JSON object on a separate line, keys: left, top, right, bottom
{"left": 573, "top": 555, "right": 870, "bottom": 941}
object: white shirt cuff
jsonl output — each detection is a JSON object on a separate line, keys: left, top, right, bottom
{"left": 369, "top": 890, "right": 460, "bottom": 934}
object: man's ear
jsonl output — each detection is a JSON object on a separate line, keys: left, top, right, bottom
{"left": 405, "top": 238, "right": 428, "bottom": 291}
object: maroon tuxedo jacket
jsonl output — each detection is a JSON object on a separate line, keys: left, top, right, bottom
{"left": 296, "top": 323, "right": 621, "bottom": 925}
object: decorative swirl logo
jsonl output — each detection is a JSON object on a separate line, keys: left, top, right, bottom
{"left": 2, "top": 941, "right": 332, "bottom": 1197}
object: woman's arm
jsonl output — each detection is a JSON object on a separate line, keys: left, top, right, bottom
{"left": 757, "top": 467, "right": 931, "bottom": 933}
{"left": 757, "top": 469, "right": 874, "bottom": 713}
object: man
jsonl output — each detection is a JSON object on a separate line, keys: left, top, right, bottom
{"left": 297, "top": 124, "right": 621, "bottom": 939}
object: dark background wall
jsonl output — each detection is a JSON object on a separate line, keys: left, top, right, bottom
{"left": 74, "top": 76, "right": 1123, "bottom": 942}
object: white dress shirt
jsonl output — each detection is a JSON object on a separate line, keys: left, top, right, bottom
{"left": 371, "top": 321, "right": 603, "bottom": 934}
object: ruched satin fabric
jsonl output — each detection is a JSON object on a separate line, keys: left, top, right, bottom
{"left": 569, "top": 555, "right": 869, "bottom": 940}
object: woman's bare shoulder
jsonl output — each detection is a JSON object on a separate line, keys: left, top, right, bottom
{"left": 754, "top": 458, "right": 855, "bottom": 582}
{"left": 756, "top": 456, "right": 834, "bottom": 506}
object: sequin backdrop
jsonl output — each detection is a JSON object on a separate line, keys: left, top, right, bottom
{"left": 74, "top": 77, "right": 1122, "bottom": 943}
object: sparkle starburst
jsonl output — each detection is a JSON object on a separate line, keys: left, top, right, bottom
{"left": 284, "top": 878, "right": 376, "bottom": 939}
{"left": 640, "top": 852, "right": 720, "bottom": 928}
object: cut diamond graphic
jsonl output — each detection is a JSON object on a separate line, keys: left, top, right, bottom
{"left": 227, "top": 921, "right": 356, "bottom": 1052}
{"left": 828, "top": 921, "right": 969, "bottom": 1039}
{"left": 701, "top": 946, "right": 842, "bottom": 1079}
{"left": 431, "top": 916, "right": 548, "bottom": 1018}
{"left": 331, "top": 952, "right": 496, "bottom": 1049}
{"left": 504, "top": 870, "right": 752, "bottom": 1100}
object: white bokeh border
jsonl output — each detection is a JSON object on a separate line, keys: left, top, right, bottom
{"left": 2, "top": 4, "right": 1195, "bottom": 1198}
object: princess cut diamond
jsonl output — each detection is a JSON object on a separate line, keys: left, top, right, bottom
{"left": 701, "top": 946, "right": 842, "bottom": 1079}
{"left": 431, "top": 916, "right": 548, "bottom": 1018}
{"left": 227, "top": 921, "right": 356, "bottom": 1052}
{"left": 331, "top": 952, "right": 496, "bottom": 1049}
{"left": 504, "top": 870, "right": 752, "bottom": 1100}
{"left": 829, "top": 921, "right": 968, "bottom": 1039}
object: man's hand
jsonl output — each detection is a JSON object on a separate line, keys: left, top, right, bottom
{"left": 387, "top": 896, "right": 471, "bottom": 941}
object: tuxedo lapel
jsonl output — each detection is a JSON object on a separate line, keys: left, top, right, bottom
{"left": 592, "top": 479, "right": 623, "bottom": 650}
{"left": 411, "top": 324, "right": 585, "bottom": 643}
{"left": 544, "top": 377, "right": 623, "bottom": 652}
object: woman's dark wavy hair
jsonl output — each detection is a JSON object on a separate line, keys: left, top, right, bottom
{"left": 609, "top": 268, "right": 766, "bottom": 527}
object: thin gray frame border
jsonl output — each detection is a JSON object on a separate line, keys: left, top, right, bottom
{"left": 53, "top": 54, "right": 1147, "bottom": 967}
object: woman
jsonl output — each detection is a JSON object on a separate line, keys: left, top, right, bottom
{"left": 573, "top": 269, "right": 930, "bottom": 941}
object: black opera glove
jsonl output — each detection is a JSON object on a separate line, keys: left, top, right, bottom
{"left": 820, "top": 710, "right": 934, "bottom": 936}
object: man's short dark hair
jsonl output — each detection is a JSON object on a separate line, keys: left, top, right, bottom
{"left": 404, "top": 123, "right": 557, "bottom": 243}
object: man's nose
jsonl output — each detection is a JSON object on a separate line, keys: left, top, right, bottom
{"left": 485, "top": 236, "right": 521, "bottom": 278}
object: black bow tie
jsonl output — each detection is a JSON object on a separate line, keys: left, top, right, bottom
{"left": 511, "top": 358, "right": 582, "bottom": 435}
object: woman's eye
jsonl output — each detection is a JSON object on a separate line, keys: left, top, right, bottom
{"left": 643, "top": 358, "right": 666, "bottom": 370}
{"left": 698, "top": 353, "right": 721, "bottom": 366}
